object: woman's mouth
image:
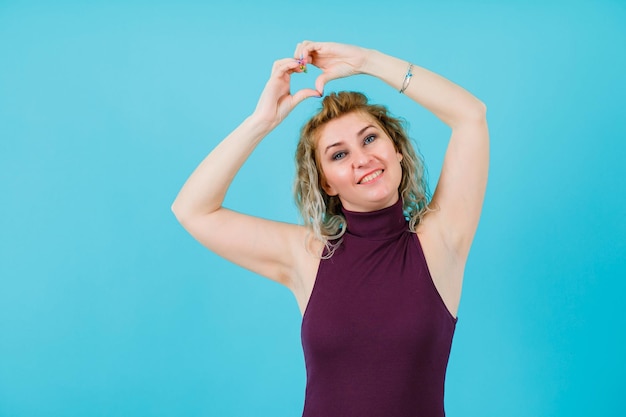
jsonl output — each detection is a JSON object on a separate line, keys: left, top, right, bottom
{"left": 358, "top": 169, "right": 383, "bottom": 184}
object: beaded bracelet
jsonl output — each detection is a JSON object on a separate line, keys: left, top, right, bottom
{"left": 399, "top": 63, "right": 414, "bottom": 94}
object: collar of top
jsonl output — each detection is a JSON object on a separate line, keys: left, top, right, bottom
{"left": 341, "top": 199, "right": 408, "bottom": 240}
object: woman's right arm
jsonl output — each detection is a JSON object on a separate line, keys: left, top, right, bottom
{"left": 171, "top": 58, "right": 320, "bottom": 289}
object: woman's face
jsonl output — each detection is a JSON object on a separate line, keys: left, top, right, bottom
{"left": 316, "top": 111, "right": 403, "bottom": 212}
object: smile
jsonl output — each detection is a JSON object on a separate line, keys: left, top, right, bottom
{"left": 358, "top": 170, "right": 383, "bottom": 184}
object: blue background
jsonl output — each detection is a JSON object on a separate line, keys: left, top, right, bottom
{"left": 1, "top": 1, "right": 625, "bottom": 416}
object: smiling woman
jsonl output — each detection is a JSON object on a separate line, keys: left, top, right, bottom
{"left": 295, "top": 91, "right": 430, "bottom": 247}
{"left": 171, "top": 40, "right": 488, "bottom": 417}
{"left": 315, "top": 106, "right": 405, "bottom": 210}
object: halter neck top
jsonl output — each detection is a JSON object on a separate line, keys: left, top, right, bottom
{"left": 301, "top": 199, "right": 457, "bottom": 417}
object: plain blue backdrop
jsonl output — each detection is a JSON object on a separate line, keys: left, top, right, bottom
{"left": 1, "top": 1, "right": 625, "bottom": 416}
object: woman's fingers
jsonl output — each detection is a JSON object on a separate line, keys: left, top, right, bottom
{"left": 293, "top": 40, "right": 310, "bottom": 61}
{"left": 294, "top": 40, "right": 323, "bottom": 65}
{"left": 270, "top": 57, "right": 303, "bottom": 78}
{"left": 254, "top": 56, "right": 319, "bottom": 124}
{"left": 292, "top": 87, "right": 322, "bottom": 105}
{"left": 292, "top": 41, "right": 359, "bottom": 95}
{"left": 314, "top": 73, "right": 329, "bottom": 96}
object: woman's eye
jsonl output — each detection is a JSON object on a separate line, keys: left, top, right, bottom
{"left": 332, "top": 151, "right": 346, "bottom": 161}
{"left": 364, "top": 135, "right": 376, "bottom": 145}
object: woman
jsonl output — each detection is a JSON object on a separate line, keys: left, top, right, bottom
{"left": 172, "top": 41, "right": 489, "bottom": 417}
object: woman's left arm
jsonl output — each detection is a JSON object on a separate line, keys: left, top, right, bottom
{"left": 372, "top": 52, "right": 489, "bottom": 258}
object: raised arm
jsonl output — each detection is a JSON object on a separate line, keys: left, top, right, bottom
{"left": 171, "top": 58, "right": 320, "bottom": 289}
{"left": 366, "top": 50, "right": 488, "bottom": 257}
{"left": 296, "top": 41, "right": 489, "bottom": 257}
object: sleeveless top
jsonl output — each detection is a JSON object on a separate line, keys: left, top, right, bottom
{"left": 301, "top": 199, "right": 457, "bottom": 417}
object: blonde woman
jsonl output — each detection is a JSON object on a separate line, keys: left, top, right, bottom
{"left": 172, "top": 40, "right": 489, "bottom": 416}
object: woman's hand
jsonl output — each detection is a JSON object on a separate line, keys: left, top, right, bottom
{"left": 251, "top": 42, "right": 372, "bottom": 129}
{"left": 251, "top": 58, "right": 320, "bottom": 130}
{"left": 294, "top": 41, "right": 371, "bottom": 95}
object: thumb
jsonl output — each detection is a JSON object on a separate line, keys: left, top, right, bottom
{"left": 292, "top": 88, "right": 322, "bottom": 106}
{"left": 315, "top": 73, "right": 332, "bottom": 96}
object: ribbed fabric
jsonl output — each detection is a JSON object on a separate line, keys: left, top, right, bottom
{"left": 301, "top": 199, "right": 457, "bottom": 417}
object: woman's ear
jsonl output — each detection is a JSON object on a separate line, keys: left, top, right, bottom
{"left": 397, "top": 152, "right": 403, "bottom": 162}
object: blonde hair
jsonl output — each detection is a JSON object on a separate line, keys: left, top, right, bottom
{"left": 294, "top": 91, "right": 430, "bottom": 255}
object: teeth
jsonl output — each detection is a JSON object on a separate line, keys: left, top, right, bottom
{"left": 360, "top": 170, "right": 382, "bottom": 184}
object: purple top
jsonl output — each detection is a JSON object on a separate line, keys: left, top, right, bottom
{"left": 301, "top": 199, "right": 457, "bottom": 417}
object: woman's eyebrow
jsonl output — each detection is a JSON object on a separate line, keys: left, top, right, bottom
{"left": 357, "top": 124, "right": 375, "bottom": 137}
{"left": 323, "top": 125, "right": 376, "bottom": 154}
{"left": 324, "top": 141, "right": 344, "bottom": 154}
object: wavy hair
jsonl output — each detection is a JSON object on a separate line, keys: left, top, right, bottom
{"left": 294, "top": 91, "right": 430, "bottom": 256}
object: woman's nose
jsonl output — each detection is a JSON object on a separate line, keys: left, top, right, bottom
{"left": 352, "top": 148, "right": 372, "bottom": 168}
